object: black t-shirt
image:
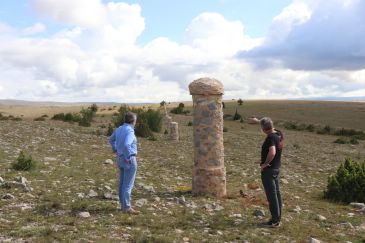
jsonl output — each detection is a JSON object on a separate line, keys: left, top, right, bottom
{"left": 261, "top": 132, "right": 282, "bottom": 169}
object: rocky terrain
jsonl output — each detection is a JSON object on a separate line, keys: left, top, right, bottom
{"left": 0, "top": 101, "right": 364, "bottom": 242}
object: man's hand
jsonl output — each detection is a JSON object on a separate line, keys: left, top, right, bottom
{"left": 261, "top": 162, "right": 271, "bottom": 171}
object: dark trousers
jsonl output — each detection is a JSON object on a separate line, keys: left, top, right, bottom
{"left": 261, "top": 168, "right": 282, "bottom": 223}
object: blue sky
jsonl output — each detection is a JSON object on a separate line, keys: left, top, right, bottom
{"left": 0, "top": 0, "right": 364, "bottom": 102}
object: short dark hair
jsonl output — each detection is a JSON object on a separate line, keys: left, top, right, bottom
{"left": 125, "top": 111, "right": 137, "bottom": 124}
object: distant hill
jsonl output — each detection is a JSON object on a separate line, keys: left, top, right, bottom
{"left": 0, "top": 99, "right": 122, "bottom": 107}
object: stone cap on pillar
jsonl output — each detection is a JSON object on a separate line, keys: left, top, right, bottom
{"left": 189, "top": 77, "right": 224, "bottom": 95}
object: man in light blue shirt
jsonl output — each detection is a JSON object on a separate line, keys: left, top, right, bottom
{"left": 109, "top": 111, "right": 138, "bottom": 214}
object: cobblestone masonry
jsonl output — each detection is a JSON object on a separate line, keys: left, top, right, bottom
{"left": 189, "top": 77, "right": 226, "bottom": 197}
{"left": 169, "top": 122, "right": 179, "bottom": 141}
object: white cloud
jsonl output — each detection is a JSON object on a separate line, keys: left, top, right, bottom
{"left": 0, "top": 1, "right": 364, "bottom": 102}
{"left": 22, "top": 22, "right": 46, "bottom": 35}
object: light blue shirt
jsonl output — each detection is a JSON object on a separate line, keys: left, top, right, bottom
{"left": 109, "top": 123, "right": 137, "bottom": 160}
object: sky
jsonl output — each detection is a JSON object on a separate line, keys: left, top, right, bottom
{"left": 0, "top": 0, "right": 364, "bottom": 102}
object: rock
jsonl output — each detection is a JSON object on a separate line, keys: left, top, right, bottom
{"left": 78, "top": 212, "right": 90, "bottom": 218}
{"left": 175, "top": 229, "right": 184, "bottom": 234}
{"left": 103, "top": 192, "right": 118, "bottom": 201}
{"left": 44, "top": 157, "right": 57, "bottom": 162}
{"left": 104, "top": 185, "right": 112, "bottom": 191}
{"left": 317, "top": 215, "right": 326, "bottom": 221}
{"left": 135, "top": 198, "right": 148, "bottom": 207}
{"left": 356, "top": 223, "right": 365, "bottom": 231}
{"left": 14, "top": 176, "right": 28, "bottom": 185}
{"left": 347, "top": 213, "right": 355, "bottom": 217}
{"left": 104, "top": 159, "right": 114, "bottom": 165}
{"left": 280, "top": 178, "right": 289, "bottom": 184}
{"left": 253, "top": 209, "right": 265, "bottom": 217}
{"left": 309, "top": 237, "right": 321, "bottom": 243}
{"left": 2, "top": 193, "right": 15, "bottom": 200}
{"left": 177, "top": 196, "right": 186, "bottom": 205}
{"left": 230, "top": 213, "right": 243, "bottom": 218}
{"left": 337, "top": 222, "right": 354, "bottom": 229}
{"left": 141, "top": 185, "right": 155, "bottom": 193}
{"left": 183, "top": 237, "right": 189, "bottom": 242}
{"left": 88, "top": 190, "right": 98, "bottom": 198}
{"left": 292, "top": 206, "right": 302, "bottom": 213}
{"left": 154, "top": 197, "right": 161, "bottom": 202}
{"left": 349, "top": 202, "right": 365, "bottom": 209}
{"left": 77, "top": 193, "right": 85, "bottom": 199}
{"left": 0, "top": 176, "right": 4, "bottom": 184}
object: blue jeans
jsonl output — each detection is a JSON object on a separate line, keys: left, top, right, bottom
{"left": 117, "top": 156, "right": 137, "bottom": 211}
{"left": 261, "top": 168, "right": 282, "bottom": 223}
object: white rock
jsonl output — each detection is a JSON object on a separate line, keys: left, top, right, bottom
{"left": 104, "top": 159, "right": 114, "bottom": 165}
{"left": 317, "top": 215, "right": 326, "bottom": 221}
{"left": 337, "top": 222, "right": 354, "bottom": 229}
{"left": 309, "top": 237, "right": 321, "bottom": 243}
{"left": 2, "top": 193, "right": 15, "bottom": 200}
{"left": 0, "top": 176, "right": 4, "bottom": 183}
{"left": 280, "top": 178, "right": 289, "bottom": 184}
{"left": 154, "top": 197, "right": 161, "bottom": 202}
{"left": 349, "top": 202, "right": 365, "bottom": 209}
{"left": 175, "top": 229, "right": 184, "bottom": 234}
{"left": 14, "top": 176, "right": 27, "bottom": 184}
{"left": 142, "top": 185, "right": 155, "bottom": 193}
{"left": 135, "top": 198, "right": 148, "bottom": 207}
{"left": 78, "top": 212, "right": 90, "bottom": 218}
{"left": 88, "top": 190, "right": 98, "bottom": 198}
{"left": 77, "top": 193, "right": 85, "bottom": 199}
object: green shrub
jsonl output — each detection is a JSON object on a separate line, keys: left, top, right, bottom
{"left": 34, "top": 116, "right": 46, "bottom": 121}
{"left": 90, "top": 103, "right": 98, "bottom": 113}
{"left": 350, "top": 138, "right": 359, "bottom": 145}
{"left": 237, "top": 98, "right": 243, "bottom": 105}
{"left": 106, "top": 123, "right": 114, "bottom": 136}
{"left": 324, "top": 158, "right": 365, "bottom": 203}
{"left": 52, "top": 113, "right": 65, "bottom": 120}
{"left": 113, "top": 105, "right": 162, "bottom": 138}
{"left": 78, "top": 107, "right": 95, "bottom": 127}
{"left": 233, "top": 109, "right": 242, "bottom": 121}
{"left": 170, "top": 103, "right": 189, "bottom": 114}
{"left": 223, "top": 127, "right": 228, "bottom": 132}
{"left": 187, "top": 121, "right": 193, "bottom": 126}
{"left": 334, "top": 138, "right": 348, "bottom": 144}
{"left": 12, "top": 151, "right": 37, "bottom": 171}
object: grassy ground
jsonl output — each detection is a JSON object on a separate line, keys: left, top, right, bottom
{"left": 0, "top": 100, "right": 364, "bottom": 242}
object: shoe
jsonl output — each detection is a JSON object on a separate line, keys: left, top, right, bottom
{"left": 270, "top": 221, "right": 281, "bottom": 228}
{"left": 262, "top": 220, "right": 281, "bottom": 228}
{"left": 124, "top": 208, "right": 140, "bottom": 215}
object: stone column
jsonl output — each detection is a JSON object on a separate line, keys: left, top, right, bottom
{"left": 169, "top": 122, "right": 179, "bottom": 141}
{"left": 189, "top": 77, "right": 226, "bottom": 197}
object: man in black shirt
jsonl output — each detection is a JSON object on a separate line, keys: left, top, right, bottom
{"left": 260, "top": 117, "right": 283, "bottom": 228}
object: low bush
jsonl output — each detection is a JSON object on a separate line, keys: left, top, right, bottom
{"left": 233, "top": 109, "right": 242, "bottom": 121}
{"left": 223, "top": 127, "right": 228, "bottom": 132}
{"left": 187, "top": 121, "right": 193, "bottom": 126}
{"left": 12, "top": 151, "right": 37, "bottom": 171}
{"left": 324, "top": 158, "right": 365, "bottom": 203}
{"left": 334, "top": 138, "right": 348, "bottom": 144}
{"left": 170, "top": 103, "right": 189, "bottom": 114}
{"left": 113, "top": 105, "right": 163, "bottom": 138}
{"left": 34, "top": 116, "right": 46, "bottom": 121}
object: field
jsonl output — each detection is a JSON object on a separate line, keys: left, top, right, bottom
{"left": 0, "top": 100, "right": 364, "bottom": 242}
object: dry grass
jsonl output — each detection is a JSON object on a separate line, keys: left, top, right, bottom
{"left": 0, "top": 100, "right": 364, "bottom": 242}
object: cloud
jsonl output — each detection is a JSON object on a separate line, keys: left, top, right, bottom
{"left": 22, "top": 22, "right": 46, "bottom": 35}
{"left": 0, "top": 1, "right": 364, "bottom": 102}
{"left": 239, "top": 0, "right": 365, "bottom": 70}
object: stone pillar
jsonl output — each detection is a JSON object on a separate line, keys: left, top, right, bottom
{"left": 169, "top": 122, "right": 179, "bottom": 140}
{"left": 189, "top": 77, "right": 226, "bottom": 197}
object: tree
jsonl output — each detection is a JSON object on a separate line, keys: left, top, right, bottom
{"left": 237, "top": 98, "right": 243, "bottom": 106}
{"left": 160, "top": 101, "right": 166, "bottom": 107}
